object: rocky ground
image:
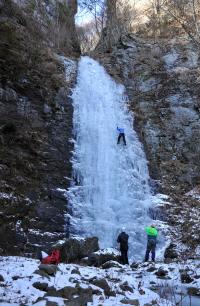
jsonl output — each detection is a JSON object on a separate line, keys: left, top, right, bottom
{"left": 0, "top": 254, "right": 199, "bottom": 306}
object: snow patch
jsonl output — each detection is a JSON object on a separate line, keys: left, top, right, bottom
{"left": 94, "top": 248, "right": 120, "bottom": 256}
{"left": 166, "top": 94, "right": 193, "bottom": 107}
{"left": 186, "top": 50, "right": 199, "bottom": 68}
{"left": 0, "top": 192, "right": 16, "bottom": 200}
{"left": 171, "top": 106, "right": 199, "bottom": 125}
{"left": 186, "top": 187, "right": 200, "bottom": 200}
{"left": 139, "top": 77, "right": 159, "bottom": 92}
{"left": 0, "top": 256, "right": 199, "bottom": 306}
{"left": 163, "top": 50, "right": 179, "bottom": 70}
{"left": 60, "top": 56, "right": 77, "bottom": 83}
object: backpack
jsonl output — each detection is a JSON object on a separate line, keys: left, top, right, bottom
{"left": 41, "top": 249, "right": 61, "bottom": 265}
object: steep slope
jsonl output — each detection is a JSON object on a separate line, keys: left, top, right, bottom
{"left": 94, "top": 35, "right": 200, "bottom": 255}
{"left": 0, "top": 0, "right": 80, "bottom": 255}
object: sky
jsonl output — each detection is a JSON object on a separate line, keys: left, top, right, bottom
{"left": 75, "top": 0, "right": 150, "bottom": 26}
{"left": 75, "top": 6, "right": 94, "bottom": 25}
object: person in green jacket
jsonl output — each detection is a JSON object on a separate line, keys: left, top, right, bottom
{"left": 145, "top": 224, "right": 158, "bottom": 262}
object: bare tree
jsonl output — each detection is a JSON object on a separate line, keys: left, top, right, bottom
{"left": 155, "top": 0, "right": 200, "bottom": 44}
{"left": 106, "top": 0, "right": 119, "bottom": 49}
{"left": 162, "top": 0, "right": 200, "bottom": 45}
{"left": 117, "top": 0, "right": 138, "bottom": 34}
{"left": 136, "top": 0, "right": 200, "bottom": 45}
{"left": 78, "top": 0, "right": 139, "bottom": 51}
{"left": 96, "top": 0, "right": 133, "bottom": 51}
{"left": 77, "top": 22, "right": 99, "bottom": 53}
{"left": 79, "top": 0, "right": 106, "bottom": 36}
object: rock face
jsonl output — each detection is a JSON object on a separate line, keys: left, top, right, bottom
{"left": 96, "top": 35, "right": 200, "bottom": 191}
{"left": 86, "top": 248, "right": 121, "bottom": 267}
{"left": 95, "top": 34, "right": 200, "bottom": 252}
{"left": 0, "top": 0, "right": 80, "bottom": 255}
{"left": 54, "top": 237, "right": 99, "bottom": 263}
{"left": 11, "top": 0, "right": 80, "bottom": 55}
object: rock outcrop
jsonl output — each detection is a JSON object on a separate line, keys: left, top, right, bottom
{"left": 96, "top": 35, "right": 200, "bottom": 191}
{"left": 54, "top": 236, "right": 99, "bottom": 263}
{"left": 0, "top": 0, "right": 80, "bottom": 255}
{"left": 94, "top": 34, "right": 200, "bottom": 252}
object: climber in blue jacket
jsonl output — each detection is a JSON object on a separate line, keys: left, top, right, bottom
{"left": 117, "top": 126, "right": 126, "bottom": 145}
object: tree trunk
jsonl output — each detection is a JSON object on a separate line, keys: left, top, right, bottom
{"left": 106, "top": 0, "right": 119, "bottom": 50}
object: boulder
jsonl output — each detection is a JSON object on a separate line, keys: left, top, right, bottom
{"left": 32, "top": 282, "right": 48, "bottom": 291}
{"left": 0, "top": 275, "right": 4, "bottom": 282}
{"left": 90, "top": 278, "right": 114, "bottom": 296}
{"left": 38, "top": 264, "right": 58, "bottom": 276}
{"left": 187, "top": 287, "right": 200, "bottom": 296}
{"left": 46, "top": 301, "right": 58, "bottom": 306}
{"left": 54, "top": 237, "right": 99, "bottom": 263}
{"left": 147, "top": 266, "right": 157, "bottom": 272}
{"left": 33, "top": 297, "right": 59, "bottom": 306}
{"left": 102, "top": 260, "right": 122, "bottom": 269}
{"left": 120, "top": 281, "right": 134, "bottom": 293}
{"left": 57, "top": 284, "right": 93, "bottom": 305}
{"left": 144, "top": 301, "right": 157, "bottom": 306}
{"left": 180, "top": 272, "right": 193, "bottom": 283}
{"left": 120, "top": 299, "right": 140, "bottom": 305}
{"left": 164, "top": 244, "right": 178, "bottom": 259}
{"left": 130, "top": 262, "right": 139, "bottom": 270}
{"left": 86, "top": 248, "right": 121, "bottom": 267}
{"left": 12, "top": 276, "right": 20, "bottom": 281}
{"left": 57, "top": 285, "right": 77, "bottom": 299}
{"left": 34, "top": 269, "right": 50, "bottom": 279}
{"left": 155, "top": 268, "right": 168, "bottom": 278}
{"left": 71, "top": 268, "right": 81, "bottom": 275}
{"left": 46, "top": 286, "right": 60, "bottom": 297}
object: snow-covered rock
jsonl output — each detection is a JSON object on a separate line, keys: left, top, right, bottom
{"left": 53, "top": 236, "right": 99, "bottom": 263}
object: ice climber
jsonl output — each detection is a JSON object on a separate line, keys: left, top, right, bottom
{"left": 117, "top": 227, "right": 129, "bottom": 265}
{"left": 117, "top": 126, "right": 126, "bottom": 145}
{"left": 145, "top": 224, "right": 158, "bottom": 262}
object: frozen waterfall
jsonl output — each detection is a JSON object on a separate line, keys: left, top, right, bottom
{"left": 67, "top": 56, "right": 155, "bottom": 260}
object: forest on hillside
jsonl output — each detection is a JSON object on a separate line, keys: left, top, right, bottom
{"left": 77, "top": 0, "right": 200, "bottom": 52}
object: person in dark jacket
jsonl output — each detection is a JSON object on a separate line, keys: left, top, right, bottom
{"left": 145, "top": 224, "right": 158, "bottom": 262}
{"left": 117, "top": 227, "right": 129, "bottom": 265}
{"left": 117, "top": 127, "right": 126, "bottom": 145}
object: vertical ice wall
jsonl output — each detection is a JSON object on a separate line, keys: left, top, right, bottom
{"left": 67, "top": 56, "right": 154, "bottom": 260}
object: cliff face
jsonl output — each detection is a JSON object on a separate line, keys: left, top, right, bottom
{"left": 95, "top": 35, "right": 200, "bottom": 251}
{"left": 11, "top": 0, "right": 80, "bottom": 54}
{"left": 96, "top": 35, "right": 200, "bottom": 190}
{"left": 0, "top": 0, "right": 80, "bottom": 255}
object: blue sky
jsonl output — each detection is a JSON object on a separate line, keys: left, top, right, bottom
{"left": 75, "top": 6, "right": 94, "bottom": 25}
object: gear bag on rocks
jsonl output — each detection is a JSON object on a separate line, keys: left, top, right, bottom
{"left": 41, "top": 249, "right": 61, "bottom": 265}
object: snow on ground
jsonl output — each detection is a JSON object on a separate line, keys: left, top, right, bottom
{"left": 163, "top": 46, "right": 199, "bottom": 72}
{"left": 163, "top": 50, "right": 179, "bottom": 70}
{"left": 94, "top": 248, "right": 120, "bottom": 256}
{"left": 0, "top": 256, "right": 199, "bottom": 305}
{"left": 0, "top": 192, "right": 16, "bottom": 200}
{"left": 186, "top": 187, "right": 200, "bottom": 200}
{"left": 59, "top": 56, "right": 77, "bottom": 83}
